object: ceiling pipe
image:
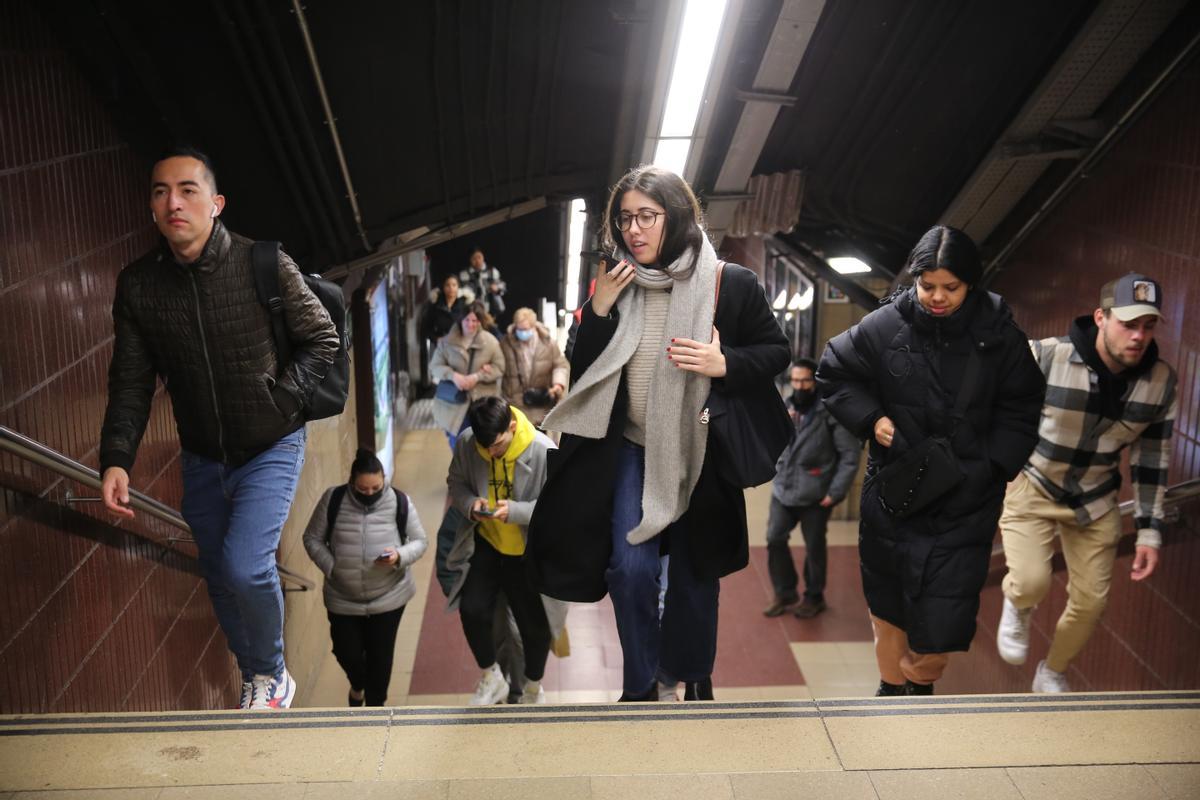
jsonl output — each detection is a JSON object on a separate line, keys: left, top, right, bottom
{"left": 984, "top": 25, "right": 1200, "bottom": 285}
{"left": 290, "top": 0, "right": 372, "bottom": 252}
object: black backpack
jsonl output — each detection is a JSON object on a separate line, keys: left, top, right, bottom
{"left": 325, "top": 485, "right": 409, "bottom": 548}
{"left": 252, "top": 241, "right": 350, "bottom": 421}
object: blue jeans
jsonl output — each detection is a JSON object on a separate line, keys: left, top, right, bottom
{"left": 180, "top": 427, "right": 307, "bottom": 678}
{"left": 607, "top": 440, "right": 720, "bottom": 696}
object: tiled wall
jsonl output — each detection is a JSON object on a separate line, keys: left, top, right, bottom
{"left": 972, "top": 57, "right": 1200, "bottom": 692}
{"left": 0, "top": 6, "right": 236, "bottom": 712}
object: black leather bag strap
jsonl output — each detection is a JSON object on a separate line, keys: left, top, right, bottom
{"left": 891, "top": 345, "right": 982, "bottom": 446}
{"left": 251, "top": 241, "right": 292, "bottom": 364}
{"left": 325, "top": 485, "right": 348, "bottom": 549}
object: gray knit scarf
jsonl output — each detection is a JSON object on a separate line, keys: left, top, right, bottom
{"left": 543, "top": 238, "right": 719, "bottom": 544}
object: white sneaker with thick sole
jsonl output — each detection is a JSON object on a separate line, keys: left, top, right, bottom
{"left": 997, "top": 597, "right": 1034, "bottom": 665}
{"left": 249, "top": 667, "right": 296, "bottom": 709}
{"left": 518, "top": 679, "right": 546, "bottom": 705}
{"left": 469, "top": 664, "right": 509, "bottom": 706}
{"left": 1032, "top": 659, "right": 1071, "bottom": 693}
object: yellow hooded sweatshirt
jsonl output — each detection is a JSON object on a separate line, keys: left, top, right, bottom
{"left": 474, "top": 406, "right": 535, "bottom": 555}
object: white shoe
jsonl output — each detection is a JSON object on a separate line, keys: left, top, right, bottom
{"left": 249, "top": 667, "right": 296, "bottom": 709}
{"left": 657, "top": 681, "right": 680, "bottom": 702}
{"left": 469, "top": 664, "right": 509, "bottom": 706}
{"left": 996, "top": 597, "right": 1033, "bottom": 665}
{"left": 239, "top": 679, "right": 253, "bottom": 709}
{"left": 1032, "top": 659, "right": 1071, "bottom": 693}
{"left": 517, "top": 679, "right": 546, "bottom": 704}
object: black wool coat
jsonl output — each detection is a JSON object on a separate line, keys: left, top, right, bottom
{"left": 526, "top": 264, "right": 790, "bottom": 602}
{"left": 817, "top": 288, "right": 1045, "bottom": 653}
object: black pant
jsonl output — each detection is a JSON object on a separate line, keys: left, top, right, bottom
{"left": 459, "top": 533, "right": 551, "bottom": 682}
{"left": 765, "top": 497, "right": 831, "bottom": 603}
{"left": 327, "top": 606, "right": 405, "bottom": 706}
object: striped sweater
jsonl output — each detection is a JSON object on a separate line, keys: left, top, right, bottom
{"left": 1024, "top": 334, "right": 1177, "bottom": 548}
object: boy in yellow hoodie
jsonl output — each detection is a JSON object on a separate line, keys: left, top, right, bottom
{"left": 446, "top": 397, "right": 555, "bottom": 704}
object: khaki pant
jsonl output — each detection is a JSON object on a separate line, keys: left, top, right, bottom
{"left": 999, "top": 472, "right": 1123, "bottom": 673}
{"left": 871, "top": 615, "right": 951, "bottom": 686}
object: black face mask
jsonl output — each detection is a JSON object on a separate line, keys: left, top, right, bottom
{"left": 790, "top": 388, "right": 816, "bottom": 412}
{"left": 354, "top": 489, "right": 383, "bottom": 507}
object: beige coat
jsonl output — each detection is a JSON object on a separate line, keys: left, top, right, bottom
{"left": 429, "top": 326, "right": 505, "bottom": 434}
{"left": 499, "top": 323, "right": 569, "bottom": 426}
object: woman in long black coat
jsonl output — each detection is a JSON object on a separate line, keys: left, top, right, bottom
{"left": 818, "top": 225, "right": 1044, "bottom": 696}
{"left": 527, "top": 165, "right": 789, "bottom": 702}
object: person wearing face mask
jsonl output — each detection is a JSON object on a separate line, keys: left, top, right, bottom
{"left": 430, "top": 301, "right": 506, "bottom": 448}
{"left": 527, "top": 165, "right": 790, "bottom": 702}
{"left": 303, "top": 449, "right": 428, "bottom": 706}
{"left": 818, "top": 225, "right": 1045, "bottom": 696}
{"left": 499, "top": 307, "right": 569, "bottom": 427}
{"left": 762, "top": 360, "right": 862, "bottom": 619}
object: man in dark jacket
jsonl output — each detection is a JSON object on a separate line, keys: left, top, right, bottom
{"left": 98, "top": 148, "right": 339, "bottom": 710}
{"left": 763, "top": 360, "right": 862, "bottom": 619}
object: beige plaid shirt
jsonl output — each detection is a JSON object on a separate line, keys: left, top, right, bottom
{"left": 1024, "top": 336, "right": 1177, "bottom": 548}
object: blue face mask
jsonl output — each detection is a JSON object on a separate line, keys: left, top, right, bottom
{"left": 514, "top": 328, "right": 534, "bottom": 342}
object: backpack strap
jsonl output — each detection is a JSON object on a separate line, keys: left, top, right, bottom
{"left": 325, "top": 485, "right": 348, "bottom": 549}
{"left": 393, "top": 487, "right": 409, "bottom": 545}
{"left": 252, "top": 241, "right": 292, "bottom": 363}
{"left": 714, "top": 261, "right": 726, "bottom": 312}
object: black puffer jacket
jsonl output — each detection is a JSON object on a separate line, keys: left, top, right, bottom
{"left": 100, "top": 222, "right": 339, "bottom": 470}
{"left": 818, "top": 288, "right": 1044, "bottom": 653}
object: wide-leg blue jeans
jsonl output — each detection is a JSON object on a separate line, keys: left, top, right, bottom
{"left": 180, "top": 427, "right": 306, "bottom": 678}
{"left": 607, "top": 440, "right": 719, "bottom": 696}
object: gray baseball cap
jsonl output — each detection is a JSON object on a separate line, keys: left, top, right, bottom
{"left": 1100, "top": 273, "right": 1164, "bottom": 322}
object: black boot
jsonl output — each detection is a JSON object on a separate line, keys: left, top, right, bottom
{"left": 684, "top": 677, "right": 714, "bottom": 701}
{"left": 904, "top": 680, "right": 934, "bottom": 696}
{"left": 875, "top": 680, "right": 905, "bottom": 697}
{"left": 618, "top": 686, "right": 657, "bottom": 702}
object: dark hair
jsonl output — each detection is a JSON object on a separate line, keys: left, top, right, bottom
{"left": 350, "top": 447, "right": 384, "bottom": 479}
{"left": 603, "top": 165, "right": 705, "bottom": 271}
{"left": 155, "top": 145, "right": 218, "bottom": 193}
{"left": 467, "top": 397, "right": 513, "bottom": 447}
{"left": 792, "top": 358, "right": 819, "bottom": 374}
{"left": 470, "top": 246, "right": 484, "bottom": 256}
{"left": 903, "top": 225, "right": 981, "bottom": 286}
{"left": 442, "top": 274, "right": 459, "bottom": 287}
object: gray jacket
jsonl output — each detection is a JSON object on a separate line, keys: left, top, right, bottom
{"left": 303, "top": 486, "right": 428, "bottom": 616}
{"left": 444, "top": 427, "right": 568, "bottom": 636}
{"left": 772, "top": 402, "right": 862, "bottom": 507}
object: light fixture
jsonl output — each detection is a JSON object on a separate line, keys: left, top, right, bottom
{"left": 564, "top": 198, "right": 587, "bottom": 311}
{"left": 772, "top": 289, "right": 788, "bottom": 310}
{"left": 797, "top": 285, "right": 814, "bottom": 311}
{"left": 784, "top": 312, "right": 794, "bottom": 322}
{"left": 651, "top": 0, "right": 729, "bottom": 174}
{"left": 786, "top": 292, "right": 802, "bottom": 311}
{"left": 828, "top": 257, "right": 872, "bottom": 275}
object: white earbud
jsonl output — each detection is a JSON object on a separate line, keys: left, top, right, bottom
{"left": 210, "top": 205, "right": 219, "bottom": 219}
{"left": 151, "top": 212, "right": 157, "bottom": 223}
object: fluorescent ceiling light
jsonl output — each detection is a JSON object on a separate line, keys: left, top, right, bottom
{"left": 772, "top": 289, "right": 788, "bottom": 310}
{"left": 828, "top": 257, "right": 872, "bottom": 275}
{"left": 564, "top": 198, "right": 587, "bottom": 311}
{"left": 786, "top": 292, "right": 802, "bottom": 311}
{"left": 652, "top": 138, "right": 691, "bottom": 176}
{"left": 659, "top": 0, "right": 729, "bottom": 138}
{"left": 797, "top": 285, "right": 814, "bottom": 311}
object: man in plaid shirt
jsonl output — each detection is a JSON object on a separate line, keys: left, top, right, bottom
{"left": 995, "top": 273, "right": 1177, "bottom": 692}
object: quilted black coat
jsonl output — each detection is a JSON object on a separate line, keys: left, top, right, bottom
{"left": 817, "top": 288, "right": 1045, "bottom": 653}
{"left": 100, "top": 222, "right": 339, "bottom": 470}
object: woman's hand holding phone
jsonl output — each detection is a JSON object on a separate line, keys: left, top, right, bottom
{"left": 591, "top": 255, "right": 636, "bottom": 318}
{"left": 375, "top": 548, "right": 399, "bottom": 567}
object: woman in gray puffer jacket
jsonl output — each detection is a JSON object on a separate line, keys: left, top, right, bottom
{"left": 303, "top": 449, "right": 428, "bottom": 706}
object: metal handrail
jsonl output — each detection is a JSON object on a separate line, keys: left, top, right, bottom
{"left": 0, "top": 425, "right": 314, "bottom": 592}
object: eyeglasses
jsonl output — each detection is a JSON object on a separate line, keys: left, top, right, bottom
{"left": 617, "top": 210, "right": 665, "bottom": 231}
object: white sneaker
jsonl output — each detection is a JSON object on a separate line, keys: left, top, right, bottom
{"left": 657, "top": 681, "right": 680, "bottom": 702}
{"left": 469, "top": 664, "right": 509, "bottom": 706}
{"left": 239, "top": 679, "right": 253, "bottom": 709}
{"left": 249, "top": 667, "right": 296, "bottom": 709}
{"left": 1032, "top": 660, "right": 1071, "bottom": 693}
{"left": 996, "top": 597, "right": 1033, "bottom": 665}
{"left": 517, "top": 679, "right": 546, "bottom": 705}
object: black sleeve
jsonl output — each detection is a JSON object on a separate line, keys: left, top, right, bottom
{"left": 569, "top": 298, "right": 619, "bottom": 381}
{"left": 987, "top": 329, "right": 1046, "bottom": 479}
{"left": 99, "top": 271, "right": 157, "bottom": 473}
{"left": 817, "top": 313, "right": 887, "bottom": 440}
{"left": 716, "top": 266, "right": 790, "bottom": 391}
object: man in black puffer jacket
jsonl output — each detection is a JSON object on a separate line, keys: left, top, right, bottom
{"left": 99, "top": 147, "right": 338, "bottom": 710}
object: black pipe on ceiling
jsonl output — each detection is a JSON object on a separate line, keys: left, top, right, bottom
{"left": 431, "top": 0, "right": 455, "bottom": 225}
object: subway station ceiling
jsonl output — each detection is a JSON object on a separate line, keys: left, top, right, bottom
{"left": 39, "top": 0, "right": 1198, "bottom": 278}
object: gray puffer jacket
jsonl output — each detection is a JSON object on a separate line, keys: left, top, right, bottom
{"left": 772, "top": 402, "right": 863, "bottom": 507}
{"left": 303, "top": 486, "right": 428, "bottom": 616}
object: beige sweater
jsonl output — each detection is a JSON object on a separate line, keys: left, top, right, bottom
{"left": 623, "top": 288, "right": 671, "bottom": 445}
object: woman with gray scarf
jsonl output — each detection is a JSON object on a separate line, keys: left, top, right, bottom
{"left": 527, "top": 166, "right": 789, "bottom": 701}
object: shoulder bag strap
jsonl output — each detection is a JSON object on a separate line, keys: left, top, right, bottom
{"left": 393, "top": 487, "right": 408, "bottom": 544}
{"left": 325, "top": 485, "right": 348, "bottom": 549}
{"left": 252, "top": 241, "right": 292, "bottom": 363}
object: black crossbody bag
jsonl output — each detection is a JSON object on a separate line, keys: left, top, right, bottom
{"left": 876, "top": 348, "right": 981, "bottom": 520}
